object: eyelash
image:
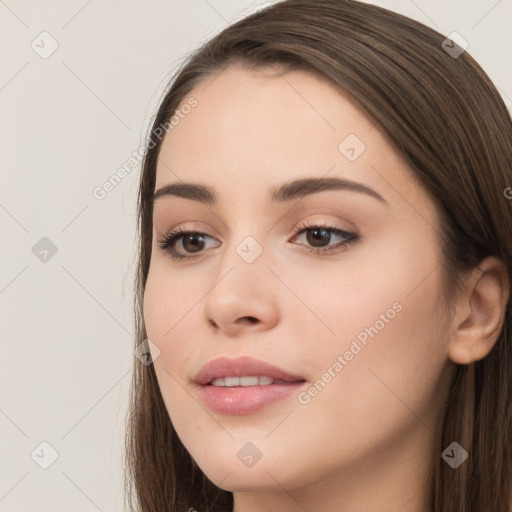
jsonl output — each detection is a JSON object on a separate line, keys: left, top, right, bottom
{"left": 157, "top": 221, "right": 360, "bottom": 261}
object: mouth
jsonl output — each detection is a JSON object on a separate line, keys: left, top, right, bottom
{"left": 208, "top": 376, "right": 302, "bottom": 387}
{"left": 194, "top": 356, "right": 307, "bottom": 415}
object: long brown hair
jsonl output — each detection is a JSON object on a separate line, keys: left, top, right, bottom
{"left": 125, "top": 1, "right": 512, "bottom": 510}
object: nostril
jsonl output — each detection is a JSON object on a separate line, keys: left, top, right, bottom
{"left": 242, "top": 316, "right": 259, "bottom": 324}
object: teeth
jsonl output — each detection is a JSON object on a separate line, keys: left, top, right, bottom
{"left": 210, "top": 375, "right": 275, "bottom": 387}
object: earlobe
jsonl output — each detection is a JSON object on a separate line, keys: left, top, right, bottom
{"left": 448, "top": 256, "right": 509, "bottom": 365}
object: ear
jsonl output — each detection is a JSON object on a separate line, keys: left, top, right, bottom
{"left": 448, "top": 256, "right": 509, "bottom": 365}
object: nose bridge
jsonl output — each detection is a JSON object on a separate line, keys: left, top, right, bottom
{"left": 210, "top": 229, "right": 270, "bottom": 300}
{"left": 217, "top": 211, "right": 271, "bottom": 270}
{"left": 201, "top": 225, "right": 280, "bottom": 333}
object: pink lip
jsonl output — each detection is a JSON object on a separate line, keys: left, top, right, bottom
{"left": 194, "top": 356, "right": 305, "bottom": 385}
{"left": 194, "top": 356, "right": 306, "bottom": 415}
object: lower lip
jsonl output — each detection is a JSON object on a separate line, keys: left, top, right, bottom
{"left": 197, "top": 382, "right": 306, "bottom": 415}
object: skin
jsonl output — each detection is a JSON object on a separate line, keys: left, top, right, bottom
{"left": 143, "top": 65, "right": 508, "bottom": 512}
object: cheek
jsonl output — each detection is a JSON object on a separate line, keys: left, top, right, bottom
{"left": 143, "top": 269, "right": 170, "bottom": 341}
{"left": 297, "top": 232, "right": 448, "bottom": 429}
{"left": 143, "top": 258, "right": 193, "bottom": 342}
{"left": 143, "top": 267, "right": 189, "bottom": 391}
{"left": 143, "top": 266, "right": 205, "bottom": 408}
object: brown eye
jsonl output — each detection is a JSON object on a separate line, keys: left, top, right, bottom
{"left": 305, "top": 227, "right": 332, "bottom": 247}
{"left": 181, "top": 233, "right": 207, "bottom": 253}
{"left": 158, "top": 228, "right": 220, "bottom": 261}
{"left": 291, "top": 223, "right": 359, "bottom": 255}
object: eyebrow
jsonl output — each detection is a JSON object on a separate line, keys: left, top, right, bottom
{"left": 153, "top": 177, "right": 387, "bottom": 205}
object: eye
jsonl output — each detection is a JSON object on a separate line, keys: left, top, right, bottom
{"left": 290, "top": 221, "right": 359, "bottom": 255}
{"left": 157, "top": 222, "right": 360, "bottom": 261}
{"left": 157, "top": 226, "right": 220, "bottom": 261}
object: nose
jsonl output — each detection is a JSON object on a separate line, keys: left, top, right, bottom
{"left": 202, "top": 249, "right": 280, "bottom": 337}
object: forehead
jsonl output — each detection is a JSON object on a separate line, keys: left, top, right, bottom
{"left": 154, "top": 65, "right": 434, "bottom": 224}
{"left": 156, "top": 66, "right": 374, "bottom": 177}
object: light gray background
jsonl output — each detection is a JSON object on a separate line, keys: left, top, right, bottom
{"left": 1, "top": 1, "right": 511, "bottom": 510}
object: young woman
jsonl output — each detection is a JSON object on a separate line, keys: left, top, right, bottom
{"left": 125, "top": 1, "right": 512, "bottom": 510}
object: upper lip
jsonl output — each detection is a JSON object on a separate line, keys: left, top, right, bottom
{"left": 194, "top": 356, "right": 306, "bottom": 385}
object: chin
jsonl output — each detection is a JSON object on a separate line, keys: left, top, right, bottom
{"left": 192, "top": 446, "right": 308, "bottom": 493}
{"left": 204, "top": 465, "right": 289, "bottom": 493}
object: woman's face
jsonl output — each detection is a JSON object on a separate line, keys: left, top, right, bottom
{"left": 144, "top": 66, "right": 455, "bottom": 509}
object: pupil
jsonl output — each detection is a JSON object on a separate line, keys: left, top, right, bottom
{"left": 183, "top": 234, "right": 205, "bottom": 253}
{"left": 307, "top": 228, "right": 330, "bottom": 247}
